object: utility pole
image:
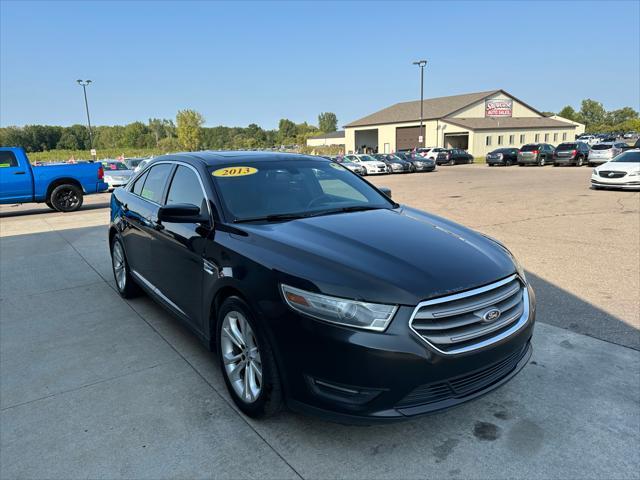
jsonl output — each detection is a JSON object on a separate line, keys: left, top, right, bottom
{"left": 412, "top": 60, "right": 427, "bottom": 148}
{"left": 76, "top": 79, "right": 96, "bottom": 160}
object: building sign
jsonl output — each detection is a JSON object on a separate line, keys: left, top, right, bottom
{"left": 485, "top": 99, "right": 513, "bottom": 117}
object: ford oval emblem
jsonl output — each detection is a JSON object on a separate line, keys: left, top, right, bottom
{"left": 483, "top": 308, "right": 501, "bottom": 323}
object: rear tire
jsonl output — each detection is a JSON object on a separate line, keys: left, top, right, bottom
{"left": 50, "top": 184, "right": 83, "bottom": 212}
{"left": 110, "top": 236, "right": 141, "bottom": 299}
{"left": 45, "top": 199, "right": 56, "bottom": 210}
{"left": 576, "top": 156, "right": 584, "bottom": 167}
{"left": 538, "top": 157, "right": 546, "bottom": 166}
{"left": 217, "top": 297, "right": 283, "bottom": 418}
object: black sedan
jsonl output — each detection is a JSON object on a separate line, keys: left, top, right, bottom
{"left": 395, "top": 152, "right": 436, "bottom": 172}
{"left": 109, "top": 151, "right": 535, "bottom": 423}
{"left": 436, "top": 149, "right": 474, "bottom": 165}
{"left": 486, "top": 148, "right": 520, "bottom": 166}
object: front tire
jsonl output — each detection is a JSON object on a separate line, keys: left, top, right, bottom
{"left": 50, "top": 184, "right": 83, "bottom": 212}
{"left": 217, "top": 297, "right": 283, "bottom": 418}
{"left": 110, "top": 236, "right": 141, "bottom": 298}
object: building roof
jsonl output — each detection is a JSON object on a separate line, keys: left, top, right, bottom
{"left": 344, "top": 90, "right": 503, "bottom": 127}
{"left": 443, "top": 117, "right": 577, "bottom": 130}
{"left": 308, "top": 130, "right": 345, "bottom": 139}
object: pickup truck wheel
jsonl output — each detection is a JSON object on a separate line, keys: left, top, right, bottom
{"left": 50, "top": 184, "right": 83, "bottom": 212}
{"left": 217, "top": 297, "right": 283, "bottom": 418}
{"left": 45, "top": 199, "right": 56, "bottom": 210}
{"left": 110, "top": 237, "right": 141, "bottom": 298}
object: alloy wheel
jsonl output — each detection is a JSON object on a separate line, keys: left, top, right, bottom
{"left": 221, "top": 311, "right": 263, "bottom": 403}
{"left": 112, "top": 241, "right": 127, "bottom": 291}
{"left": 54, "top": 188, "right": 80, "bottom": 210}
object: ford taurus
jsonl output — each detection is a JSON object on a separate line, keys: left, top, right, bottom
{"left": 109, "top": 151, "right": 535, "bottom": 422}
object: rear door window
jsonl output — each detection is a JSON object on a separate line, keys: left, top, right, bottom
{"left": 140, "top": 163, "right": 173, "bottom": 203}
{"left": 131, "top": 171, "right": 149, "bottom": 196}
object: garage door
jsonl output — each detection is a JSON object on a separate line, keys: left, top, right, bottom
{"left": 396, "top": 126, "right": 424, "bottom": 150}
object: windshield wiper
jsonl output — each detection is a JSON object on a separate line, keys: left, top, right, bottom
{"left": 306, "top": 205, "right": 391, "bottom": 218}
{"left": 234, "top": 212, "right": 311, "bottom": 223}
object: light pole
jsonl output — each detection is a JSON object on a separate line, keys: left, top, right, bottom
{"left": 76, "top": 79, "right": 95, "bottom": 158}
{"left": 412, "top": 60, "right": 427, "bottom": 148}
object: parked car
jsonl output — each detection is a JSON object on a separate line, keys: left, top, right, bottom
{"left": 343, "top": 154, "right": 388, "bottom": 175}
{"left": 394, "top": 152, "right": 436, "bottom": 172}
{"left": 588, "top": 142, "right": 625, "bottom": 166}
{"left": 436, "top": 149, "right": 473, "bottom": 165}
{"left": 552, "top": 142, "right": 590, "bottom": 167}
{"left": 419, "top": 147, "right": 448, "bottom": 160}
{"left": 109, "top": 151, "right": 535, "bottom": 421}
{"left": 486, "top": 148, "right": 520, "bottom": 166}
{"left": 623, "top": 132, "right": 636, "bottom": 139}
{"left": 101, "top": 160, "right": 135, "bottom": 190}
{"left": 333, "top": 156, "right": 365, "bottom": 175}
{"left": 577, "top": 135, "right": 598, "bottom": 145}
{"left": 517, "top": 143, "right": 555, "bottom": 166}
{"left": 0, "top": 146, "right": 108, "bottom": 212}
{"left": 373, "top": 154, "right": 412, "bottom": 173}
{"left": 635, "top": 138, "right": 640, "bottom": 148}
{"left": 591, "top": 149, "right": 640, "bottom": 190}
{"left": 124, "top": 157, "right": 148, "bottom": 170}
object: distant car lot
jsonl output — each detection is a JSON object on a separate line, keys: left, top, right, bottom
{"left": 1, "top": 165, "right": 638, "bottom": 479}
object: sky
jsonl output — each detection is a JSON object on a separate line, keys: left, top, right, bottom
{"left": 1, "top": 0, "right": 639, "bottom": 129}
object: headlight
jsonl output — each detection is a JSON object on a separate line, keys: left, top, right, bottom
{"left": 281, "top": 284, "right": 398, "bottom": 332}
{"left": 592, "top": 169, "right": 598, "bottom": 175}
{"left": 629, "top": 171, "right": 640, "bottom": 177}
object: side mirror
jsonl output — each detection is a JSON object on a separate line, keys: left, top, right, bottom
{"left": 379, "top": 186, "right": 392, "bottom": 198}
{"left": 157, "top": 203, "right": 207, "bottom": 223}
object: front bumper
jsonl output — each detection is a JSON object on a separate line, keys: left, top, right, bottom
{"left": 591, "top": 178, "right": 640, "bottom": 189}
{"left": 272, "top": 284, "right": 536, "bottom": 423}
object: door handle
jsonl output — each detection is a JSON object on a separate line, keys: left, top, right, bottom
{"left": 14, "top": 171, "right": 26, "bottom": 175}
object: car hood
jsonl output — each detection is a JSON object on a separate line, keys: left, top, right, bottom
{"left": 230, "top": 206, "right": 516, "bottom": 305}
{"left": 595, "top": 161, "right": 640, "bottom": 172}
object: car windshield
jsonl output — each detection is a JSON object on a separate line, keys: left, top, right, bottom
{"left": 209, "top": 159, "right": 395, "bottom": 222}
{"left": 612, "top": 151, "right": 640, "bottom": 163}
{"left": 557, "top": 143, "right": 577, "bottom": 150}
{"left": 359, "top": 155, "right": 377, "bottom": 162}
{"left": 103, "top": 161, "right": 129, "bottom": 171}
{"left": 591, "top": 144, "right": 613, "bottom": 150}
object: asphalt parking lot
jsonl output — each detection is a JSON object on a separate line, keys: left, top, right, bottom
{"left": 1, "top": 164, "right": 639, "bottom": 479}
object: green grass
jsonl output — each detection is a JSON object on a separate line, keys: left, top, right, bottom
{"left": 28, "top": 148, "right": 165, "bottom": 163}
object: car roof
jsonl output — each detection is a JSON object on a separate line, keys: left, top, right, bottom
{"left": 153, "top": 150, "right": 327, "bottom": 166}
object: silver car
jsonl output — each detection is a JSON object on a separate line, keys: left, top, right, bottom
{"left": 588, "top": 142, "right": 625, "bottom": 166}
{"left": 101, "top": 160, "right": 134, "bottom": 190}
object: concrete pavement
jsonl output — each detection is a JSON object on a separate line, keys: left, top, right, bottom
{"left": 1, "top": 166, "right": 639, "bottom": 479}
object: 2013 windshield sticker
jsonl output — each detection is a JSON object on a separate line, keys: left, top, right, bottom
{"left": 329, "top": 162, "right": 344, "bottom": 170}
{"left": 213, "top": 166, "right": 258, "bottom": 178}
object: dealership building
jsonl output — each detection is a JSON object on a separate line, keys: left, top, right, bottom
{"left": 343, "top": 89, "right": 584, "bottom": 156}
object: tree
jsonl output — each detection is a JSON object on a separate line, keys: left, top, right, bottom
{"left": 148, "top": 118, "right": 175, "bottom": 146}
{"left": 579, "top": 99, "right": 606, "bottom": 127}
{"left": 558, "top": 105, "right": 579, "bottom": 122}
{"left": 278, "top": 118, "right": 297, "bottom": 143}
{"left": 318, "top": 112, "right": 338, "bottom": 132}
{"left": 176, "top": 109, "right": 204, "bottom": 151}
{"left": 606, "top": 107, "right": 638, "bottom": 126}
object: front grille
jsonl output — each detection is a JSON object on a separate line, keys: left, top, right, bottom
{"left": 599, "top": 170, "right": 626, "bottom": 178}
{"left": 409, "top": 274, "right": 528, "bottom": 355}
{"left": 396, "top": 343, "right": 529, "bottom": 408}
